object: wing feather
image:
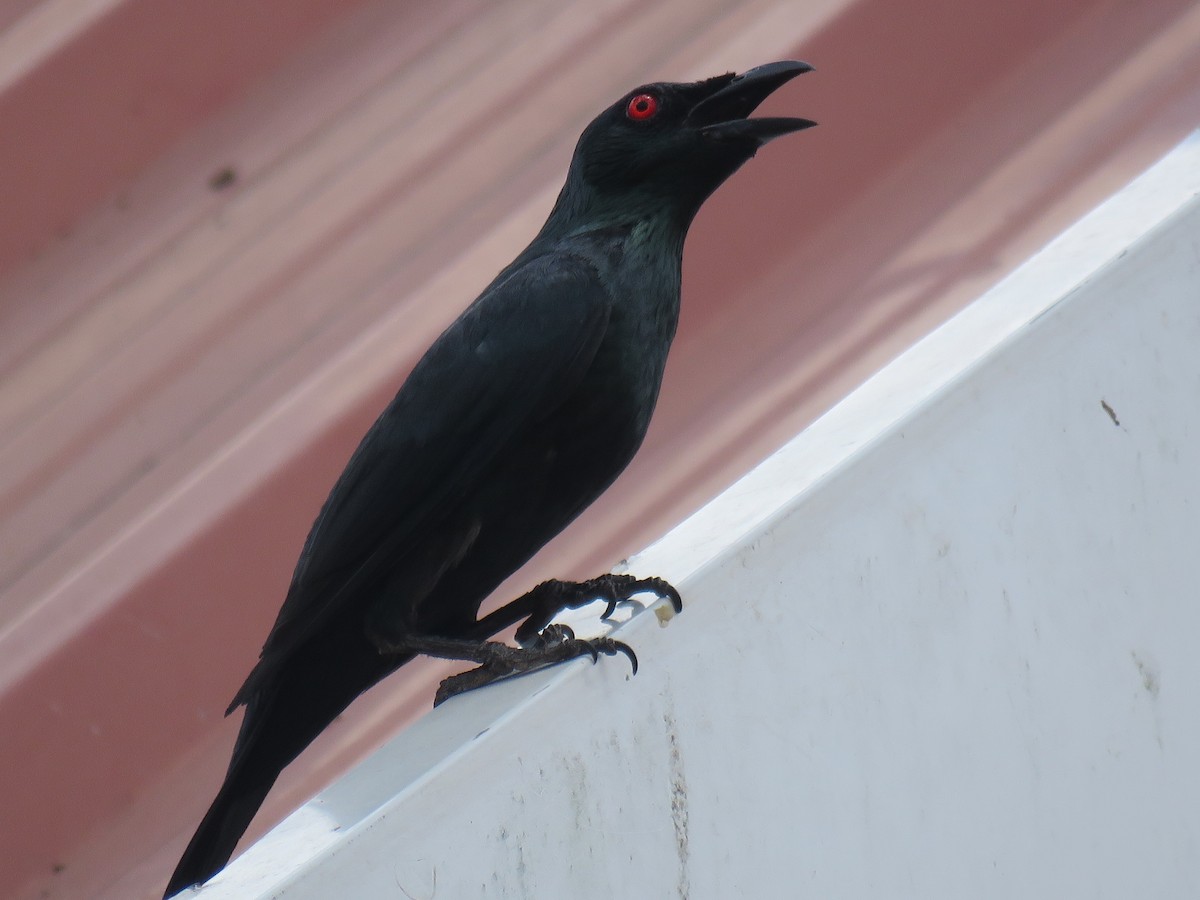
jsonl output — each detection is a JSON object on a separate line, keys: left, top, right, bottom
{"left": 231, "top": 254, "right": 610, "bottom": 707}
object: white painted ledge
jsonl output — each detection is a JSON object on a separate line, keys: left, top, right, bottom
{"left": 196, "top": 132, "right": 1200, "bottom": 899}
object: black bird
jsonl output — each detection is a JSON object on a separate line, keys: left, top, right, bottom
{"left": 165, "top": 60, "right": 814, "bottom": 897}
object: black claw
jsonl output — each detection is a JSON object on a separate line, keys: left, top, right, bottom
{"left": 641, "top": 576, "right": 682, "bottom": 613}
{"left": 599, "top": 599, "right": 619, "bottom": 620}
{"left": 664, "top": 585, "right": 683, "bottom": 613}
{"left": 614, "top": 641, "right": 638, "bottom": 675}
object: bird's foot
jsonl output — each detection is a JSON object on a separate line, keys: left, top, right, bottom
{"left": 433, "top": 625, "right": 637, "bottom": 706}
{"left": 512, "top": 573, "right": 682, "bottom": 646}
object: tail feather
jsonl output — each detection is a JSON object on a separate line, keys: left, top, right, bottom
{"left": 164, "top": 633, "right": 413, "bottom": 897}
{"left": 163, "top": 762, "right": 276, "bottom": 897}
{"left": 164, "top": 684, "right": 291, "bottom": 898}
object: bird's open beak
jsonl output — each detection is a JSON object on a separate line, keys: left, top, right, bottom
{"left": 687, "top": 60, "right": 816, "bottom": 145}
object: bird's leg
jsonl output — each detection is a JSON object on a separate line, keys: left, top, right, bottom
{"left": 511, "top": 573, "right": 682, "bottom": 645}
{"left": 386, "top": 574, "right": 681, "bottom": 706}
{"left": 469, "top": 573, "right": 682, "bottom": 647}
{"left": 431, "top": 624, "right": 637, "bottom": 706}
{"left": 373, "top": 629, "right": 639, "bottom": 707}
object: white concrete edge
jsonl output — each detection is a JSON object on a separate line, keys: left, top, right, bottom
{"left": 195, "top": 129, "right": 1200, "bottom": 897}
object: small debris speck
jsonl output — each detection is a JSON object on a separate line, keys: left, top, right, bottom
{"left": 209, "top": 166, "right": 237, "bottom": 191}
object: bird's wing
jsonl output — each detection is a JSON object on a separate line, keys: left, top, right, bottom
{"left": 231, "top": 253, "right": 611, "bottom": 707}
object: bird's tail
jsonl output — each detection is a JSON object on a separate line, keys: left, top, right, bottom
{"left": 163, "top": 754, "right": 276, "bottom": 897}
{"left": 164, "top": 634, "right": 412, "bottom": 898}
{"left": 163, "top": 690, "right": 286, "bottom": 898}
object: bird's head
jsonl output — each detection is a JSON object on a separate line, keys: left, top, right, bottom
{"left": 554, "top": 61, "right": 815, "bottom": 230}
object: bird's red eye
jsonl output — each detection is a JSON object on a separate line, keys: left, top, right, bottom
{"left": 626, "top": 93, "right": 658, "bottom": 121}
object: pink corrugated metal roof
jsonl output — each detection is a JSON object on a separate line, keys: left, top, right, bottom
{"left": 2, "top": 0, "right": 1199, "bottom": 896}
